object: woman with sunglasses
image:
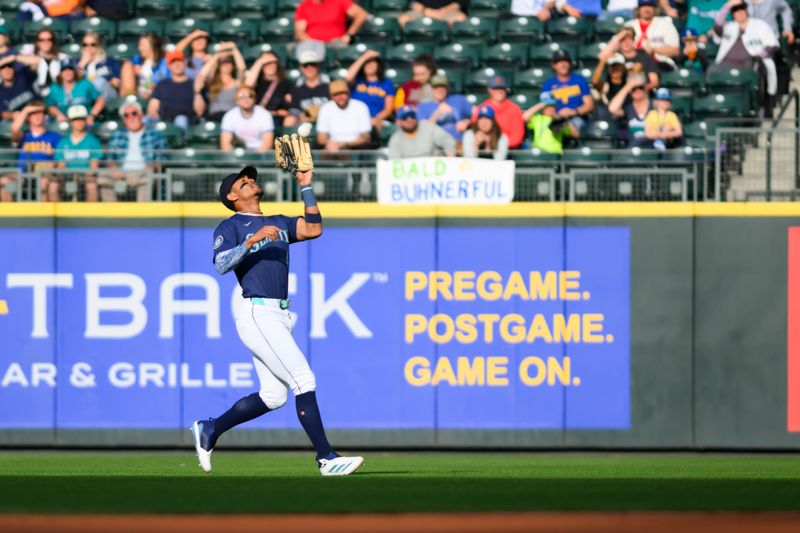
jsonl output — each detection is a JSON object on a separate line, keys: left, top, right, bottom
{"left": 244, "top": 51, "right": 292, "bottom": 127}
{"left": 77, "top": 31, "right": 121, "bottom": 101}
{"left": 17, "top": 29, "right": 69, "bottom": 99}
{"left": 120, "top": 32, "right": 168, "bottom": 100}
{"left": 193, "top": 42, "right": 246, "bottom": 122}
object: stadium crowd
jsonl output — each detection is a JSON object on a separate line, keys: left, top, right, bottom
{"left": 0, "top": 0, "right": 796, "bottom": 201}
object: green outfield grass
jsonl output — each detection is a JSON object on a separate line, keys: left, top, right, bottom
{"left": 1, "top": 452, "right": 800, "bottom": 513}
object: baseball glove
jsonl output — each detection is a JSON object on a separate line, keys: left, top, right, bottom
{"left": 275, "top": 133, "right": 314, "bottom": 177}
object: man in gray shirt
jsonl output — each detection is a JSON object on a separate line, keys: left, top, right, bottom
{"left": 748, "top": 0, "right": 794, "bottom": 42}
{"left": 388, "top": 105, "right": 457, "bottom": 159}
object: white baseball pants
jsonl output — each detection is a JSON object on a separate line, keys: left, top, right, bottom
{"left": 232, "top": 295, "right": 317, "bottom": 410}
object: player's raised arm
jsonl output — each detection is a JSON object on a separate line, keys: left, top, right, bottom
{"left": 295, "top": 170, "right": 322, "bottom": 241}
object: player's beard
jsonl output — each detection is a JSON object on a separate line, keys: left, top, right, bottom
{"left": 254, "top": 184, "right": 263, "bottom": 199}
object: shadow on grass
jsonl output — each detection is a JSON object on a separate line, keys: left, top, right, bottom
{"left": 1, "top": 476, "right": 800, "bottom": 514}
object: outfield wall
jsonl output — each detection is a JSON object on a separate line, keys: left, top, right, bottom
{"left": 0, "top": 203, "right": 798, "bottom": 449}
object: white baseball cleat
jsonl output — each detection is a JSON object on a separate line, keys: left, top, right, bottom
{"left": 190, "top": 420, "right": 213, "bottom": 473}
{"left": 318, "top": 455, "right": 365, "bottom": 477}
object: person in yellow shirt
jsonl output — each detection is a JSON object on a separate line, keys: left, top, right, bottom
{"left": 644, "top": 87, "right": 683, "bottom": 150}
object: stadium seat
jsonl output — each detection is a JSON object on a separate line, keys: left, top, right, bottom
{"left": 660, "top": 68, "right": 705, "bottom": 97}
{"left": 211, "top": 18, "right": 258, "bottom": 42}
{"left": 660, "top": 145, "right": 707, "bottom": 163}
{"left": 683, "top": 120, "right": 717, "bottom": 141}
{"left": 546, "top": 16, "right": 593, "bottom": 44}
{"left": 0, "top": 121, "right": 13, "bottom": 142}
{"left": 464, "top": 67, "right": 514, "bottom": 90}
{"left": 62, "top": 43, "right": 81, "bottom": 60}
{"left": 384, "top": 66, "right": 411, "bottom": 86}
{"left": 357, "top": 16, "right": 399, "bottom": 45}
{"left": 509, "top": 89, "right": 538, "bottom": 109}
{"left": 259, "top": 17, "right": 296, "bottom": 44}
{"left": 497, "top": 16, "right": 545, "bottom": 43}
{"left": 481, "top": 42, "right": 528, "bottom": 68}
{"left": 371, "top": 0, "right": 407, "bottom": 18}
{"left": 401, "top": 17, "right": 450, "bottom": 45}
{"left": 435, "top": 68, "right": 465, "bottom": 91}
{"left": 93, "top": 120, "right": 123, "bottom": 142}
{"left": 529, "top": 42, "right": 575, "bottom": 67}
{"left": 277, "top": 0, "right": 302, "bottom": 16}
{"left": 165, "top": 18, "right": 213, "bottom": 42}
{"left": 581, "top": 120, "right": 619, "bottom": 149}
{"left": 118, "top": 18, "right": 165, "bottom": 44}
{"left": 578, "top": 42, "right": 607, "bottom": 65}
{"left": 593, "top": 16, "right": 627, "bottom": 42}
{"left": 136, "top": 0, "right": 181, "bottom": 18}
{"left": 693, "top": 93, "right": 741, "bottom": 119}
{"left": 183, "top": 0, "right": 229, "bottom": 19}
{"left": 515, "top": 67, "right": 551, "bottom": 90}
{"left": 326, "top": 67, "right": 349, "bottom": 80}
{"left": 70, "top": 17, "right": 117, "bottom": 42}
{"left": 242, "top": 43, "right": 288, "bottom": 64}
{"left": 706, "top": 67, "right": 758, "bottom": 112}
{"left": 435, "top": 43, "right": 480, "bottom": 69}
{"left": 386, "top": 43, "right": 434, "bottom": 65}
{"left": 609, "top": 147, "right": 661, "bottom": 164}
{"left": 450, "top": 17, "right": 497, "bottom": 44}
{"left": 20, "top": 18, "right": 69, "bottom": 42}
{"left": 189, "top": 121, "right": 222, "bottom": 144}
{"left": 169, "top": 147, "right": 214, "bottom": 169}
{"left": 470, "top": 0, "right": 511, "bottom": 15}
{"left": 670, "top": 94, "right": 693, "bottom": 120}
{"left": 563, "top": 147, "right": 611, "bottom": 167}
{"left": 107, "top": 42, "right": 138, "bottom": 61}
{"left": 229, "top": 0, "right": 276, "bottom": 18}
{"left": 154, "top": 121, "right": 187, "bottom": 149}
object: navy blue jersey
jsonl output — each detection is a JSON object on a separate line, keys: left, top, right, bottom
{"left": 212, "top": 213, "right": 299, "bottom": 299}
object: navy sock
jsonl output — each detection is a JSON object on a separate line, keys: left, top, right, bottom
{"left": 295, "top": 391, "right": 334, "bottom": 460}
{"left": 207, "top": 392, "right": 269, "bottom": 449}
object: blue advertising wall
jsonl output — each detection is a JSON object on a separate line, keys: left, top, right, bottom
{"left": 0, "top": 211, "right": 630, "bottom": 437}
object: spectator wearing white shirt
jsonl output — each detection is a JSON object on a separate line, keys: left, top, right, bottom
{"left": 315, "top": 79, "right": 372, "bottom": 151}
{"left": 624, "top": 0, "right": 681, "bottom": 70}
{"left": 601, "top": 0, "right": 678, "bottom": 19}
{"left": 220, "top": 85, "right": 275, "bottom": 153}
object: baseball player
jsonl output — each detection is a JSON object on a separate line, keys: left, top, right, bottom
{"left": 191, "top": 135, "right": 364, "bottom": 477}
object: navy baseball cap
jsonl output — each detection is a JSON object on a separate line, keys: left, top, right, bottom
{"left": 477, "top": 105, "right": 495, "bottom": 119}
{"left": 638, "top": 0, "right": 657, "bottom": 5}
{"left": 488, "top": 75, "right": 508, "bottom": 89}
{"left": 397, "top": 105, "right": 416, "bottom": 120}
{"left": 682, "top": 28, "right": 699, "bottom": 39}
{"left": 551, "top": 49, "right": 571, "bottom": 63}
{"left": 219, "top": 166, "right": 258, "bottom": 211}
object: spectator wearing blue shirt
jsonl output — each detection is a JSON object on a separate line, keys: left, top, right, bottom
{"left": 541, "top": 49, "right": 594, "bottom": 131}
{"left": 11, "top": 102, "right": 62, "bottom": 201}
{"left": 77, "top": 31, "right": 122, "bottom": 101}
{"left": 416, "top": 73, "right": 472, "bottom": 143}
{"left": 45, "top": 60, "right": 105, "bottom": 126}
{"left": 554, "top": 0, "right": 603, "bottom": 17}
{"left": 345, "top": 49, "right": 396, "bottom": 133}
{"left": 0, "top": 52, "right": 36, "bottom": 121}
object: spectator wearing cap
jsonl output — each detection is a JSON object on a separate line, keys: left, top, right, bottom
{"left": 394, "top": 54, "right": 436, "bottom": 110}
{"left": 45, "top": 60, "right": 104, "bottom": 126}
{"left": 462, "top": 106, "right": 509, "bottom": 160}
{"left": 0, "top": 52, "right": 37, "bottom": 121}
{"left": 644, "top": 88, "right": 683, "bottom": 149}
{"left": 193, "top": 42, "right": 247, "bottom": 122}
{"left": 591, "top": 53, "right": 628, "bottom": 111}
{"left": 105, "top": 100, "right": 167, "bottom": 202}
{"left": 147, "top": 49, "right": 203, "bottom": 132}
{"left": 388, "top": 105, "right": 457, "bottom": 159}
{"left": 10, "top": 102, "right": 61, "bottom": 201}
{"left": 345, "top": 49, "right": 396, "bottom": 131}
{"left": 748, "top": 0, "right": 794, "bottom": 43}
{"left": 624, "top": 0, "right": 681, "bottom": 71}
{"left": 284, "top": 50, "right": 330, "bottom": 128}
{"left": 398, "top": 0, "right": 468, "bottom": 28}
{"left": 220, "top": 85, "right": 276, "bottom": 153}
{"left": 55, "top": 104, "right": 104, "bottom": 202}
{"left": 472, "top": 75, "right": 526, "bottom": 149}
{"left": 416, "top": 73, "right": 472, "bottom": 144}
{"left": 294, "top": 0, "right": 369, "bottom": 51}
{"left": 597, "top": 27, "right": 659, "bottom": 92}
{"left": 541, "top": 50, "right": 594, "bottom": 133}
{"left": 685, "top": 0, "right": 728, "bottom": 40}
{"left": 675, "top": 28, "right": 710, "bottom": 72}
{"left": 713, "top": 0, "right": 779, "bottom": 113}
{"left": 522, "top": 92, "right": 578, "bottom": 154}
{"left": 315, "top": 79, "right": 372, "bottom": 151}
{"left": 607, "top": 72, "right": 653, "bottom": 146}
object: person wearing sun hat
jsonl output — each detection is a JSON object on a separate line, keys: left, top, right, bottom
{"left": 315, "top": 79, "right": 372, "bottom": 151}
{"left": 388, "top": 104, "right": 456, "bottom": 159}
{"left": 521, "top": 92, "right": 578, "bottom": 154}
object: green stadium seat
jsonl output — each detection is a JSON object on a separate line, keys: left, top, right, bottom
{"left": 564, "top": 147, "right": 611, "bottom": 166}
{"left": 229, "top": 0, "right": 276, "bottom": 18}
{"left": 699, "top": 41, "right": 720, "bottom": 61}
{"left": 0, "top": 14, "right": 19, "bottom": 41}
{"left": 62, "top": 43, "right": 81, "bottom": 60}
{"left": 660, "top": 145, "right": 707, "bottom": 162}
{"left": 379, "top": 122, "right": 397, "bottom": 145}
{"left": 497, "top": 16, "right": 545, "bottom": 43}
{"left": 401, "top": 17, "right": 450, "bottom": 45}
{"left": 189, "top": 121, "right": 222, "bottom": 144}
{"left": 70, "top": 16, "right": 117, "bottom": 42}
{"left": 153, "top": 121, "right": 187, "bottom": 149}
{"left": 464, "top": 67, "right": 513, "bottom": 90}
{"left": 435, "top": 43, "right": 480, "bottom": 69}
{"left": 581, "top": 120, "right": 619, "bottom": 149}
{"left": 335, "top": 44, "right": 386, "bottom": 67}
{"left": 578, "top": 42, "right": 608, "bottom": 64}
{"left": 706, "top": 67, "right": 758, "bottom": 112}
{"left": 169, "top": 148, "right": 214, "bottom": 171}
{"left": 546, "top": 16, "right": 593, "bottom": 44}
{"left": 49, "top": 120, "right": 71, "bottom": 136}
{"left": 358, "top": 16, "right": 399, "bottom": 45}
{"left": 242, "top": 43, "right": 288, "bottom": 64}
{"left": 435, "top": 68, "right": 465, "bottom": 91}
{"left": 384, "top": 66, "right": 411, "bottom": 85}
{"left": 509, "top": 89, "right": 538, "bottom": 109}
{"left": 107, "top": 41, "right": 138, "bottom": 61}
{"left": 660, "top": 68, "right": 705, "bottom": 97}
{"left": 450, "top": 17, "right": 497, "bottom": 44}
{"left": 211, "top": 18, "right": 258, "bottom": 42}
{"left": 183, "top": 0, "right": 229, "bottom": 19}
{"left": 0, "top": 121, "right": 14, "bottom": 142}
{"left": 593, "top": 16, "right": 627, "bottom": 42}
{"left": 118, "top": 18, "right": 165, "bottom": 43}
{"left": 515, "top": 66, "right": 551, "bottom": 90}
{"left": 481, "top": 42, "right": 528, "bottom": 68}
{"left": 259, "top": 17, "right": 296, "bottom": 44}
{"left": 463, "top": 91, "right": 484, "bottom": 106}
{"left": 470, "top": 0, "right": 511, "bottom": 15}
{"left": 693, "top": 93, "right": 740, "bottom": 119}
{"left": 136, "top": 0, "right": 182, "bottom": 18}
{"left": 371, "top": 0, "right": 407, "bottom": 17}
{"left": 609, "top": 147, "right": 661, "bottom": 164}
{"left": 106, "top": 95, "right": 147, "bottom": 118}
{"left": 20, "top": 18, "right": 69, "bottom": 42}
{"left": 277, "top": 0, "right": 302, "bottom": 16}
{"left": 386, "top": 43, "right": 434, "bottom": 65}
{"left": 165, "top": 18, "right": 213, "bottom": 42}
{"left": 93, "top": 120, "right": 123, "bottom": 142}
{"left": 326, "top": 67, "right": 349, "bottom": 80}
{"left": 529, "top": 42, "right": 575, "bottom": 67}
{"left": 670, "top": 94, "right": 693, "bottom": 120}
{"left": 683, "top": 120, "right": 718, "bottom": 141}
